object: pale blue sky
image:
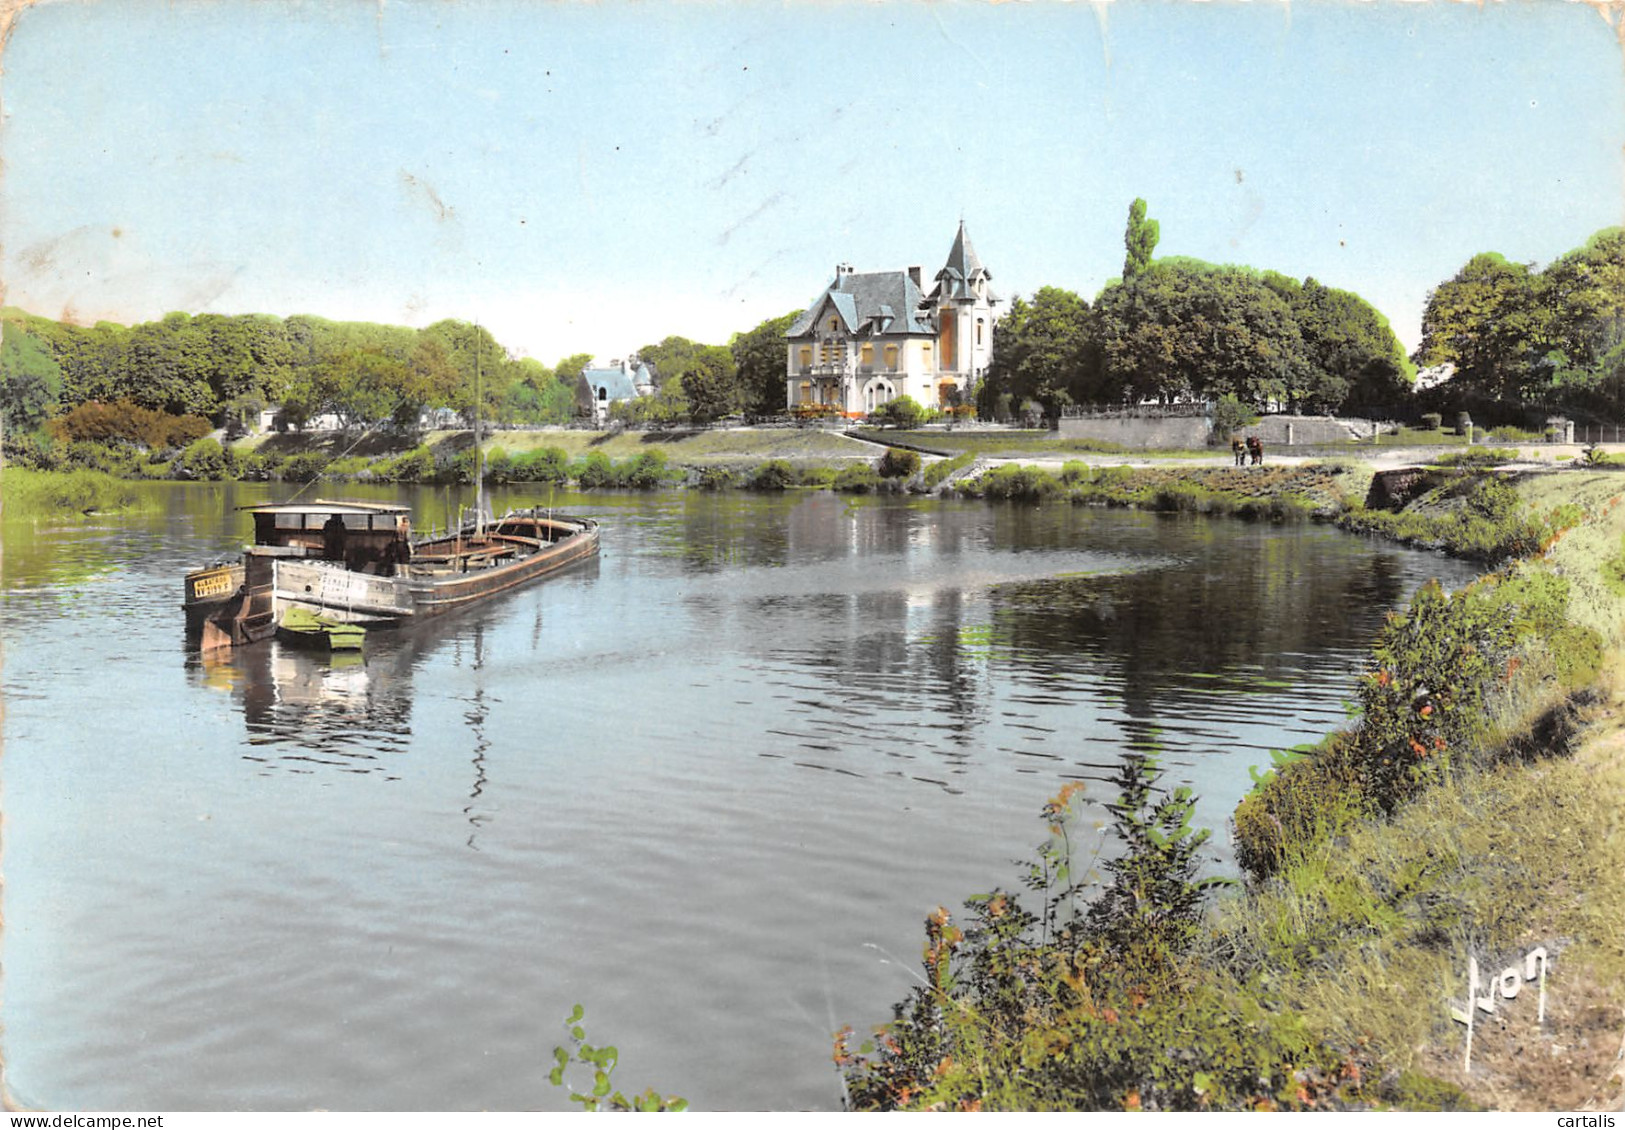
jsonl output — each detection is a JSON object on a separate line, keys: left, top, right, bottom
{"left": 2, "top": 0, "right": 1621, "bottom": 365}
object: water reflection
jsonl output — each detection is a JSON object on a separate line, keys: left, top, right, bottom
{"left": 3, "top": 484, "right": 1490, "bottom": 1111}
{"left": 187, "top": 637, "right": 417, "bottom": 776}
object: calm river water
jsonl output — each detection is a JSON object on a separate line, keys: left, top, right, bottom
{"left": 0, "top": 483, "right": 1478, "bottom": 1111}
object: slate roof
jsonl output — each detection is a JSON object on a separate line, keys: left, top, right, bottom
{"left": 931, "top": 221, "right": 997, "bottom": 303}
{"left": 787, "top": 270, "right": 933, "bottom": 338}
{"left": 583, "top": 366, "right": 639, "bottom": 402}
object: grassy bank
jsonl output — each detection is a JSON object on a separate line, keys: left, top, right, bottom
{"left": 1, "top": 466, "right": 143, "bottom": 517}
{"left": 954, "top": 460, "right": 1360, "bottom": 520}
{"left": 837, "top": 469, "right": 1625, "bottom": 1111}
{"left": 853, "top": 427, "right": 1210, "bottom": 459}
{"left": 237, "top": 425, "right": 879, "bottom": 469}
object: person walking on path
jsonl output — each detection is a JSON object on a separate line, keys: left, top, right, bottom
{"left": 1247, "top": 436, "right": 1264, "bottom": 465}
{"left": 1231, "top": 436, "right": 1247, "bottom": 466}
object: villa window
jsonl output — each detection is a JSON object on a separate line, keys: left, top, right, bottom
{"left": 860, "top": 344, "right": 873, "bottom": 368}
{"left": 799, "top": 346, "right": 812, "bottom": 369}
{"left": 976, "top": 319, "right": 984, "bottom": 346}
{"left": 884, "top": 345, "right": 898, "bottom": 370}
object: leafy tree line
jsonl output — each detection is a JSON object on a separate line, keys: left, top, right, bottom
{"left": 610, "top": 313, "right": 801, "bottom": 426}
{"left": 0, "top": 304, "right": 807, "bottom": 445}
{"left": 977, "top": 200, "right": 1416, "bottom": 421}
{"left": 1415, "top": 227, "right": 1625, "bottom": 421}
{"left": 0, "top": 308, "right": 585, "bottom": 437}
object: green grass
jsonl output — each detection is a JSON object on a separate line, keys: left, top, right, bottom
{"left": 852, "top": 428, "right": 1199, "bottom": 458}
{"left": 237, "top": 425, "right": 879, "bottom": 467}
{"left": 2, "top": 467, "right": 142, "bottom": 516}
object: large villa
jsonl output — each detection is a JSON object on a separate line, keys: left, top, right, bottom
{"left": 784, "top": 222, "right": 1003, "bottom": 417}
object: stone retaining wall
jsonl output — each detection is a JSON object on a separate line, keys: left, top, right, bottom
{"left": 1057, "top": 412, "right": 1377, "bottom": 449}
{"left": 1056, "top": 415, "right": 1211, "bottom": 449}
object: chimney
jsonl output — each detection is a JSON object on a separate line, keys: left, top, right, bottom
{"left": 907, "top": 265, "right": 922, "bottom": 288}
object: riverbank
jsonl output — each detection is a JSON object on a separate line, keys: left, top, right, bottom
{"left": 838, "top": 469, "right": 1625, "bottom": 1112}
{"left": 0, "top": 467, "right": 142, "bottom": 517}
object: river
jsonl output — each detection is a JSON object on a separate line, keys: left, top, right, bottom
{"left": 0, "top": 483, "right": 1479, "bottom": 1111}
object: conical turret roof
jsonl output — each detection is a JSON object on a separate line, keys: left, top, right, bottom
{"left": 933, "top": 221, "right": 993, "bottom": 301}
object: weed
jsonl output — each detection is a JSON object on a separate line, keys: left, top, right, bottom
{"left": 549, "top": 1005, "right": 688, "bottom": 1112}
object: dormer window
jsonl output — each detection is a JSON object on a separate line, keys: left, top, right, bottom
{"left": 828, "top": 317, "right": 840, "bottom": 334}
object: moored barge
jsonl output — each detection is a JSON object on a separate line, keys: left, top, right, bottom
{"left": 185, "top": 499, "right": 599, "bottom": 648}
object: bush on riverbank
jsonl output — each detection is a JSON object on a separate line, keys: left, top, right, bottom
{"left": 954, "top": 463, "right": 1342, "bottom": 521}
{"left": 1336, "top": 475, "right": 1580, "bottom": 563}
{"left": 839, "top": 760, "right": 1421, "bottom": 1112}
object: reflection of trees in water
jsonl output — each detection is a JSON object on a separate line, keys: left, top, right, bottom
{"left": 988, "top": 530, "right": 1414, "bottom": 720}
{"left": 667, "top": 493, "right": 1001, "bottom": 576}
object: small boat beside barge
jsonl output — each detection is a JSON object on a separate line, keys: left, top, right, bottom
{"left": 185, "top": 499, "right": 599, "bottom": 649}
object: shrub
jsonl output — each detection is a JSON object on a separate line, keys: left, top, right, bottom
{"left": 874, "top": 395, "right": 926, "bottom": 430}
{"left": 1430, "top": 446, "right": 1518, "bottom": 468}
{"left": 374, "top": 446, "right": 436, "bottom": 483}
{"left": 749, "top": 459, "right": 795, "bottom": 490}
{"left": 4, "top": 429, "right": 58, "bottom": 470}
{"left": 796, "top": 465, "right": 838, "bottom": 488}
{"left": 620, "top": 449, "right": 673, "bottom": 489}
{"left": 1419, "top": 413, "right": 1443, "bottom": 431}
{"left": 920, "top": 452, "right": 975, "bottom": 491}
{"left": 974, "top": 464, "right": 1062, "bottom": 500}
{"left": 836, "top": 767, "right": 1364, "bottom": 1113}
{"left": 512, "top": 446, "right": 570, "bottom": 484}
{"left": 60, "top": 440, "right": 146, "bottom": 477}
{"left": 49, "top": 399, "right": 212, "bottom": 450}
{"left": 483, "top": 446, "right": 514, "bottom": 483}
{"left": 1233, "top": 734, "right": 1369, "bottom": 879}
{"left": 325, "top": 455, "right": 371, "bottom": 477}
{"left": 1057, "top": 460, "right": 1091, "bottom": 486}
{"left": 876, "top": 448, "right": 920, "bottom": 479}
{"left": 695, "top": 465, "right": 738, "bottom": 491}
{"left": 1210, "top": 393, "right": 1259, "bottom": 442}
{"left": 833, "top": 464, "right": 881, "bottom": 493}
{"left": 177, "top": 437, "right": 229, "bottom": 480}
{"left": 279, "top": 452, "right": 331, "bottom": 482}
{"left": 572, "top": 450, "right": 616, "bottom": 488}
{"left": 550, "top": 1004, "right": 688, "bottom": 1112}
{"left": 234, "top": 452, "right": 278, "bottom": 482}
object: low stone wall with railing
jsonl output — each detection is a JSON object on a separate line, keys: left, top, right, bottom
{"left": 1058, "top": 409, "right": 1380, "bottom": 449}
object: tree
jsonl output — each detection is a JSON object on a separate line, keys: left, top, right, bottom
{"left": 1091, "top": 261, "right": 1314, "bottom": 409}
{"left": 1415, "top": 253, "right": 1549, "bottom": 403}
{"left": 126, "top": 312, "right": 218, "bottom": 416}
{"left": 1123, "top": 197, "right": 1160, "bottom": 283}
{"left": 1290, "top": 278, "right": 1414, "bottom": 413}
{"left": 730, "top": 311, "right": 800, "bottom": 416}
{"left": 319, "top": 349, "right": 412, "bottom": 431}
{"left": 981, "top": 287, "right": 1093, "bottom": 418}
{"left": 0, "top": 320, "right": 64, "bottom": 431}
{"left": 636, "top": 337, "right": 701, "bottom": 388}
{"left": 679, "top": 345, "right": 741, "bottom": 423}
